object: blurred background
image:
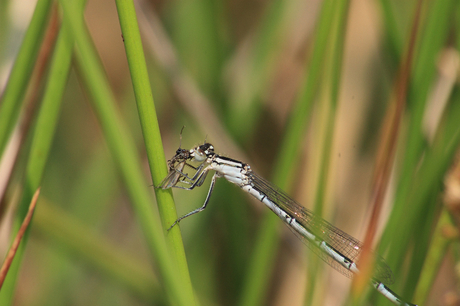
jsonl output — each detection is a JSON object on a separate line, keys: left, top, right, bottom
{"left": 1, "top": 0, "right": 460, "bottom": 305}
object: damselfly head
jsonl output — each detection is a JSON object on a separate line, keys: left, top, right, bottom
{"left": 191, "top": 143, "right": 214, "bottom": 162}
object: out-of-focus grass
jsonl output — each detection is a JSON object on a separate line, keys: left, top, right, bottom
{"left": 0, "top": 0, "right": 459, "bottom": 305}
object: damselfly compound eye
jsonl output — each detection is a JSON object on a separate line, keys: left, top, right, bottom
{"left": 191, "top": 146, "right": 207, "bottom": 162}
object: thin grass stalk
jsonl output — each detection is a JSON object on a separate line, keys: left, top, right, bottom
{"left": 57, "top": 0, "right": 189, "bottom": 304}
{"left": 381, "top": 0, "right": 456, "bottom": 248}
{"left": 378, "top": 0, "right": 403, "bottom": 70}
{"left": 371, "top": 2, "right": 459, "bottom": 305}
{"left": 401, "top": 90, "right": 460, "bottom": 302}
{"left": 311, "top": 0, "right": 349, "bottom": 232}
{"left": 380, "top": 0, "right": 457, "bottom": 285}
{"left": 0, "top": 0, "right": 9, "bottom": 62}
{"left": 414, "top": 210, "right": 455, "bottom": 304}
{"left": 307, "top": 1, "right": 350, "bottom": 304}
{"left": 0, "top": 0, "right": 53, "bottom": 156}
{"left": 0, "top": 5, "right": 59, "bottom": 206}
{"left": 114, "top": 0, "right": 196, "bottom": 303}
{"left": 0, "top": 188, "right": 39, "bottom": 290}
{"left": 405, "top": 94, "right": 460, "bottom": 294}
{"left": 404, "top": 192, "right": 439, "bottom": 299}
{"left": 354, "top": 2, "right": 422, "bottom": 305}
{"left": 376, "top": 17, "right": 460, "bottom": 303}
{"left": 0, "top": 6, "right": 71, "bottom": 305}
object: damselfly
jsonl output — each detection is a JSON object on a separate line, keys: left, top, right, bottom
{"left": 160, "top": 142, "right": 417, "bottom": 306}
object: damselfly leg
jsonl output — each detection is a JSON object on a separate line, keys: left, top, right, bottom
{"left": 167, "top": 171, "right": 220, "bottom": 230}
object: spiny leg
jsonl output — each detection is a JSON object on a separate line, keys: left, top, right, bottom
{"left": 170, "top": 162, "right": 206, "bottom": 183}
{"left": 171, "top": 166, "right": 211, "bottom": 191}
{"left": 168, "top": 172, "right": 220, "bottom": 230}
{"left": 157, "top": 162, "right": 206, "bottom": 189}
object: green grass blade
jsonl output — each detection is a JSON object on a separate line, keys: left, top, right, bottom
{"left": 114, "top": 0, "right": 196, "bottom": 303}
{"left": 57, "top": 0, "right": 191, "bottom": 304}
{"left": 374, "top": 3, "right": 459, "bottom": 302}
{"left": 412, "top": 210, "right": 455, "bottom": 305}
{"left": 0, "top": 13, "right": 74, "bottom": 305}
{"left": 307, "top": 1, "right": 350, "bottom": 304}
{"left": 378, "top": 0, "right": 404, "bottom": 67}
{"left": 380, "top": 0, "right": 457, "bottom": 275}
{"left": 0, "top": 0, "right": 53, "bottom": 156}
